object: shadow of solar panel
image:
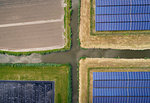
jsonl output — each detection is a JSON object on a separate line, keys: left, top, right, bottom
{"left": 95, "top": 0, "right": 150, "bottom": 31}
{"left": 0, "top": 81, "right": 55, "bottom": 103}
{"left": 93, "top": 72, "right": 150, "bottom": 103}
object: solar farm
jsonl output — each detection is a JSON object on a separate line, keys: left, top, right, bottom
{"left": 0, "top": 81, "right": 54, "bottom": 103}
{"left": 95, "top": 0, "right": 150, "bottom": 31}
{"left": 79, "top": 58, "right": 150, "bottom": 103}
{"left": 79, "top": 0, "right": 150, "bottom": 50}
{"left": 93, "top": 72, "right": 150, "bottom": 103}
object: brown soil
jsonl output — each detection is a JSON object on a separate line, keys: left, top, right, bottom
{"left": 0, "top": 0, "right": 65, "bottom": 51}
{"left": 79, "top": 0, "right": 150, "bottom": 50}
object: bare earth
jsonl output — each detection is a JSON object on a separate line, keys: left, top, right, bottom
{"left": 0, "top": 0, "right": 65, "bottom": 51}
{"left": 79, "top": 0, "right": 150, "bottom": 50}
{"left": 79, "top": 58, "right": 150, "bottom": 103}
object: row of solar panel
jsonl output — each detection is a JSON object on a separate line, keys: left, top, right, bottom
{"left": 93, "top": 88, "right": 150, "bottom": 96}
{"left": 96, "top": 14, "right": 150, "bottom": 22}
{"left": 93, "top": 72, "right": 150, "bottom": 80}
{"left": 93, "top": 97, "right": 150, "bottom": 103}
{"left": 93, "top": 81, "right": 150, "bottom": 88}
{"left": 96, "top": 0, "right": 150, "bottom": 6}
{"left": 96, "top": 6, "right": 150, "bottom": 14}
{"left": 96, "top": 22, "right": 150, "bottom": 31}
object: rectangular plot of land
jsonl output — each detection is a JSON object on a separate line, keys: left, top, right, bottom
{"left": 95, "top": 0, "right": 150, "bottom": 31}
{"left": 0, "top": 0, "right": 65, "bottom": 51}
{"left": 0, "top": 81, "right": 54, "bottom": 103}
{"left": 93, "top": 72, "right": 150, "bottom": 103}
{"left": 0, "top": 22, "right": 64, "bottom": 49}
{"left": 0, "top": 0, "right": 63, "bottom": 24}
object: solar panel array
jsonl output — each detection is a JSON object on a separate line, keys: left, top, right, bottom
{"left": 93, "top": 72, "right": 150, "bottom": 103}
{"left": 95, "top": 0, "right": 150, "bottom": 31}
{"left": 0, "top": 81, "right": 55, "bottom": 103}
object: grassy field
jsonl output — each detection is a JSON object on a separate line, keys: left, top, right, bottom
{"left": 79, "top": 0, "right": 150, "bottom": 50}
{"left": 0, "top": 0, "right": 72, "bottom": 56}
{"left": 79, "top": 58, "right": 150, "bottom": 103}
{"left": 0, "top": 63, "right": 72, "bottom": 103}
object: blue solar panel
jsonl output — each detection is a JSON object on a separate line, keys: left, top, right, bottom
{"left": 93, "top": 88, "right": 150, "bottom": 96}
{"left": 96, "top": 14, "right": 150, "bottom": 22}
{"left": 96, "top": 22, "right": 150, "bottom": 31}
{"left": 93, "top": 72, "right": 150, "bottom": 103}
{"left": 96, "top": 0, "right": 150, "bottom": 6}
{"left": 93, "top": 97, "right": 150, "bottom": 103}
{"left": 93, "top": 72, "right": 128, "bottom": 80}
{"left": 96, "top": 6, "right": 150, "bottom": 15}
{"left": 128, "top": 72, "right": 150, "bottom": 79}
{"left": 93, "top": 72, "right": 150, "bottom": 80}
{"left": 93, "top": 81, "right": 150, "bottom": 88}
{"left": 95, "top": 0, "right": 150, "bottom": 31}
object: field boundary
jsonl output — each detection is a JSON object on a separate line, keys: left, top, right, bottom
{"left": 0, "top": 0, "right": 72, "bottom": 56}
{"left": 79, "top": 58, "right": 150, "bottom": 103}
{"left": 0, "top": 63, "right": 72, "bottom": 103}
{"left": 79, "top": 0, "right": 150, "bottom": 50}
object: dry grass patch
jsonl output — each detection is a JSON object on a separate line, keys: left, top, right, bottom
{"left": 79, "top": 58, "right": 150, "bottom": 103}
{"left": 79, "top": 0, "right": 150, "bottom": 50}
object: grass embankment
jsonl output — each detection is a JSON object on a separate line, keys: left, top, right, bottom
{"left": 0, "top": 63, "right": 72, "bottom": 103}
{"left": 79, "top": 0, "right": 150, "bottom": 50}
{"left": 79, "top": 58, "right": 150, "bottom": 103}
{"left": 0, "top": 0, "right": 72, "bottom": 56}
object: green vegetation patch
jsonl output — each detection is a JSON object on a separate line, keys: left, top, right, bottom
{"left": 0, "top": 63, "right": 72, "bottom": 103}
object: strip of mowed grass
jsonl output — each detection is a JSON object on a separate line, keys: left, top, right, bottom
{"left": 0, "top": 63, "right": 72, "bottom": 103}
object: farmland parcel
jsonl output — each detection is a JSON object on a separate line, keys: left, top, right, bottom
{"left": 0, "top": 0, "right": 71, "bottom": 55}
{"left": 79, "top": 58, "right": 150, "bottom": 103}
{"left": 79, "top": 0, "right": 150, "bottom": 50}
{"left": 0, "top": 63, "right": 71, "bottom": 103}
